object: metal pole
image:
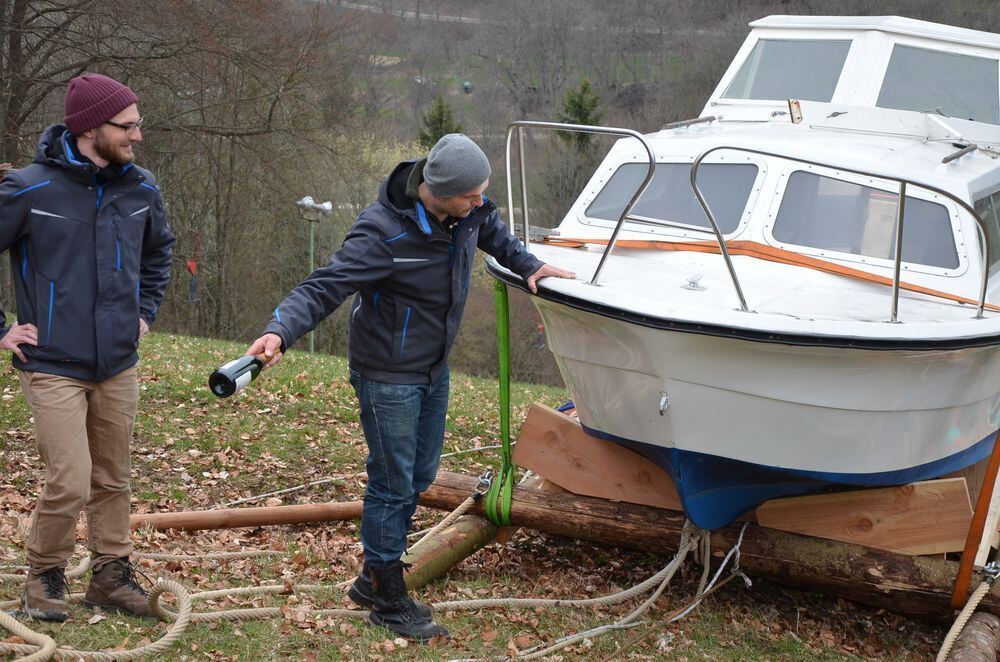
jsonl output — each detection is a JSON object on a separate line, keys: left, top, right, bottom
{"left": 690, "top": 151, "right": 749, "bottom": 312}
{"left": 308, "top": 220, "right": 316, "bottom": 352}
{"left": 295, "top": 195, "right": 332, "bottom": 354}
{"left": 890, "top": 182, "right": 907, "bottom": 323}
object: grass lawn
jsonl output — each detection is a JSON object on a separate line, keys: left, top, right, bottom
{"left": 0, "top": 332, "right": 944, "bottom": 660}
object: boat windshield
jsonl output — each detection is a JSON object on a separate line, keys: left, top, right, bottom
{"left": 876, "top": 45, "right": 1000, "bottom": 124}
{"left": 974, "top": 191, "right": 1000, "bottom": 274}
{"left": 722, "top": 39, "right": 851, "bottom": 102}
{"left": 772, "top": 171, "right": 959, "bottom": 269}
{"left": 585, "top": 162, "right": 758, "bottom": 232}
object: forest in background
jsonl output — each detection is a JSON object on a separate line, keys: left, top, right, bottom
{"left": 2, "top": 0, "right": 997, "bottom": 384}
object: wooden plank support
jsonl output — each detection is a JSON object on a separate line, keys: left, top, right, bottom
{"left": 130, "top": 501, "right": 364, "bottom": 532}
{"left": 515, "top": 402, "right": 975, "bottom": 554}
{"left": 756, "top": 479, "right": 972, "bottom": 555}
{"left": 513, "top": 402, "right": 681, "bottom": 510}
{"left": 419, "top": 470, "right": 1000, "bottom": 620}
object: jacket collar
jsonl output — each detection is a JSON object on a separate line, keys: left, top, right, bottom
{"left": 34, "top": 124, "right": 141, "bottom": 187}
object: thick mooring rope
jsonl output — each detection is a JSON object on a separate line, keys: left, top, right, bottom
{"left": 1, "top": 513, "right": 748, "bottom": 660}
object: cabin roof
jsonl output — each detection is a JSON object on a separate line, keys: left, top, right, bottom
{"left": 749, "top": 15, "right": 1000, "bottom": 51}
{"left": 632, "top": 119, "right": 1000, "bottom": 199}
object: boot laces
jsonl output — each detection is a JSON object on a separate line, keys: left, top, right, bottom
{"left": 39, "top": 567, "right": 68, "bottom": 600}
{"left": 108, "top": 559, "right": 150, "bottom": 595}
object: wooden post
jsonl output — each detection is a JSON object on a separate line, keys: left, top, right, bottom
{"left": 954, "top": 432, "right": 1000, "bottom": 609}
{"left": 130, "top": 501, "right": 364, "bottom": 531}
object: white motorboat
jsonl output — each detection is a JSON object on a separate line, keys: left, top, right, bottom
{"left": 487, "top": 16, "right": 1000, "bottom": 528}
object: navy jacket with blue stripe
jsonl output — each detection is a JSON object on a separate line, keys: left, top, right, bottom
{"left": 0, "top": 125, "right": 175, "bottom": 382}
{"left": 264, "top": 160, "right": 543, "bottom": 384}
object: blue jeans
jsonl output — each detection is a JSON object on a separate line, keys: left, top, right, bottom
{"left": 350, "top": 368, "right": 450, "bottom": 567}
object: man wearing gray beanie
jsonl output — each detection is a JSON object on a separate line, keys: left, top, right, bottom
{"left": 245, "top": 133, "right": 573, "bottom": 642}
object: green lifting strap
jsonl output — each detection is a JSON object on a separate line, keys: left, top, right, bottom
{"left": 485, "top": 280, "right": 514, "bottom": 526}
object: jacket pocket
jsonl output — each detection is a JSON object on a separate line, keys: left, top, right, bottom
{"left": 34, "top": 276, "right": 55, "bottom": 349}
{"left": 392, "top": 302, "right": 412, "bottom": 361}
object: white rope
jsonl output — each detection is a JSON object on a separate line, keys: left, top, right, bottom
{"left": 937, "top": 579, "right": 996, "bottom": 661}
{"left": 1, "top": 510, "right": 752, "bottom": 660}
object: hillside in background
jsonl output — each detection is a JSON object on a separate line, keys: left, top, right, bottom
{"left": 1, "top": 0, "right": 997, "bottom": 386}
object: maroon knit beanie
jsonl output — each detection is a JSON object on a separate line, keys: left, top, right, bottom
{"left": 64, "top": 73, "right": 139, "bottom": 135}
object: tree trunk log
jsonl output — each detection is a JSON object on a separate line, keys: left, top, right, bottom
{"left": 403, "top": 515, "right": 498, "bottom": 590}
{"left": 420, "top": 470, "right": 997, "bottom": 621}
{"left": 130, "top": 501, "right": 364, "bottom": 531}
{"left": 950, "top": 612, "right": 1000, "bottom": 661}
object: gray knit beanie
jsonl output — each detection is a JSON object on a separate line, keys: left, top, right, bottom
{"left": 424, "top": 134, "right": 491, "bottom": 197}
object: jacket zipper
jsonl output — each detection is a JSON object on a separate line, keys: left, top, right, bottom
{"left": 112, "top": 218, "right": 122, "bottom": 270}
{"left": 400, "top": 306, "right": 411, "bottom": 356}
{"left": 46, "top": 281, "right": 54, "bottom": 345}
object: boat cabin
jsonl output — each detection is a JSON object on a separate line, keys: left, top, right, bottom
{"left": 550, "top": 17, "right": 1000, "bottom": 311}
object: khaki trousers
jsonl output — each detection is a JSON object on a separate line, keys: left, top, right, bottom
{"left": 18, "top": 364, "right": 138, "bottom": 571}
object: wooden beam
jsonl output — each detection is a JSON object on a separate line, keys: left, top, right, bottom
{"left": 755, "top": 479, "right": 972, "bottom": 555}
{"left": 402, "top": 516, "right": 498, "bottom": 590}
{"left": 513, "top": 402, "right": 681, "bottom": 511}
{"left": 948, "top": 612, "right": 1000, "bottom": 661}
{"left": 420, "top": 470, "right": 1000, "bottom": 620}
{"left": 130, "top": 501, "right": 364, "bottom": 532}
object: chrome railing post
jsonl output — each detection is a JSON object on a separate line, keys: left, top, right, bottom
{"left": 690, "top": 152, "right": 750, "bottom": 312}
{"left": 519, "top": 127, "right": 529, "bottom": 247}
{"left": 890, "top": 182, "right": 907, "bottom": 322}
{"left": 690, "top": 145, "right": 991, "bottom": 322}
{"left": 505, "top": 129, "right": 516, "bottom": 236}
{"left": 503, "top": 120, "right": 657, "bottom": 286}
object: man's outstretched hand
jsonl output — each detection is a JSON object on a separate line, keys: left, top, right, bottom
{"left": 246, "top": 333, "right": 284, "bottom": 369}
{"left": 526, "top": 263, "right": 576, "bottom": 294}
{"left": 0, "top": 322, "right": 37, "bottom": 362}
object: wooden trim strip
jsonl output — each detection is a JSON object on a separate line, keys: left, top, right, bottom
{"left": 547, "top": 237, "right": 1000, "bottom": 312}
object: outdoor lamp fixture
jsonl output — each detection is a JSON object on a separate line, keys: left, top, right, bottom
{"left": 295, "top": 195, "right": 333, "bottom": 352}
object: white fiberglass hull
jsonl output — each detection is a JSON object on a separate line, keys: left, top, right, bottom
{"left": 536, "top": 297, "right": 1000, "bottom": 476}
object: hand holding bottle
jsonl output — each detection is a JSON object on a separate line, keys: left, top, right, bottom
{"left": 246, "top": 333, "right": 284, "bottom": 369}
{"left": 209, "top": 355, "right": 264, "bottom": 397}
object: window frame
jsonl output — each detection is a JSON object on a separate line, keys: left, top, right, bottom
{"left": 763, "top": 164, "right": 969, "bottom": 278}
{"left": 721, "top": 38, "right": 854, "bottom": 103}
{"left": 874, "top": 42, "right": 1000, "bottom": 125}
{"left": 576, "top": 154, "right": 767, "bottom": 241}
{"left": 973, "top": 189, "right": 1000, "bottom": 279}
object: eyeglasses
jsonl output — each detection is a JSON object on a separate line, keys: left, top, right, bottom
{"left": 105, "top": 117, "right": 144, "bottom": 135}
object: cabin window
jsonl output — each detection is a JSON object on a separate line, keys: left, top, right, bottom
{"left": 772, "top": 171, "right": 958, "bottom": 269}
{"left": 586, "top": 163, "right": 758, "bottom": 233}
{"left": 974, "top": 192, "right": 1000, "bottom": 274}
{"left": 877, "top": 45, "right": 999, "bottom": 124}
{"left": 722, "top": 39, "right": 851, "bottom": 102}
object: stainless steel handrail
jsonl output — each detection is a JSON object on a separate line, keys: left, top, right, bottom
{"left": 690, "top": 145, "right": 992, "bottom": 320}
{"left": 504, "top": 120, "right": 656, "bottom": 286}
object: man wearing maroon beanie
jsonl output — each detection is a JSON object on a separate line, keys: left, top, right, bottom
{"left": 0, "top": 73, "right": 174, "bottom": 621}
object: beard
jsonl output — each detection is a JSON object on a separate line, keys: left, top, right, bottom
{"left": 93, "top": 129, "right": 134, "bottom": 166}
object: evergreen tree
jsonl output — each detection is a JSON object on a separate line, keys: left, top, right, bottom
{"left": 418, "top": 96, "right": 463, "bottom": 149}
{"left": 557, "top": 80, "right": 604, "bottom": 150}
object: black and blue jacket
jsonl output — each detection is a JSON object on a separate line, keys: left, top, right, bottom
{"left": 0, "top": 125, "right": 175, "bottom": 382}
{"left": 265, "top": 160, "right": 543, "bottom": 384}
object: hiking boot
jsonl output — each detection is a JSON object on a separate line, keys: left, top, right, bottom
{"left": 348, "top": 564, "right": 432, "bottom": 618}
{"left": 84, "top": 558, "right": 152, "bottom": 618}
{"left": 368, "top": 561, "right": 448, "bottom": 642}
{"left": 22, "top": 566, "right": 69, "bottom": 622}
